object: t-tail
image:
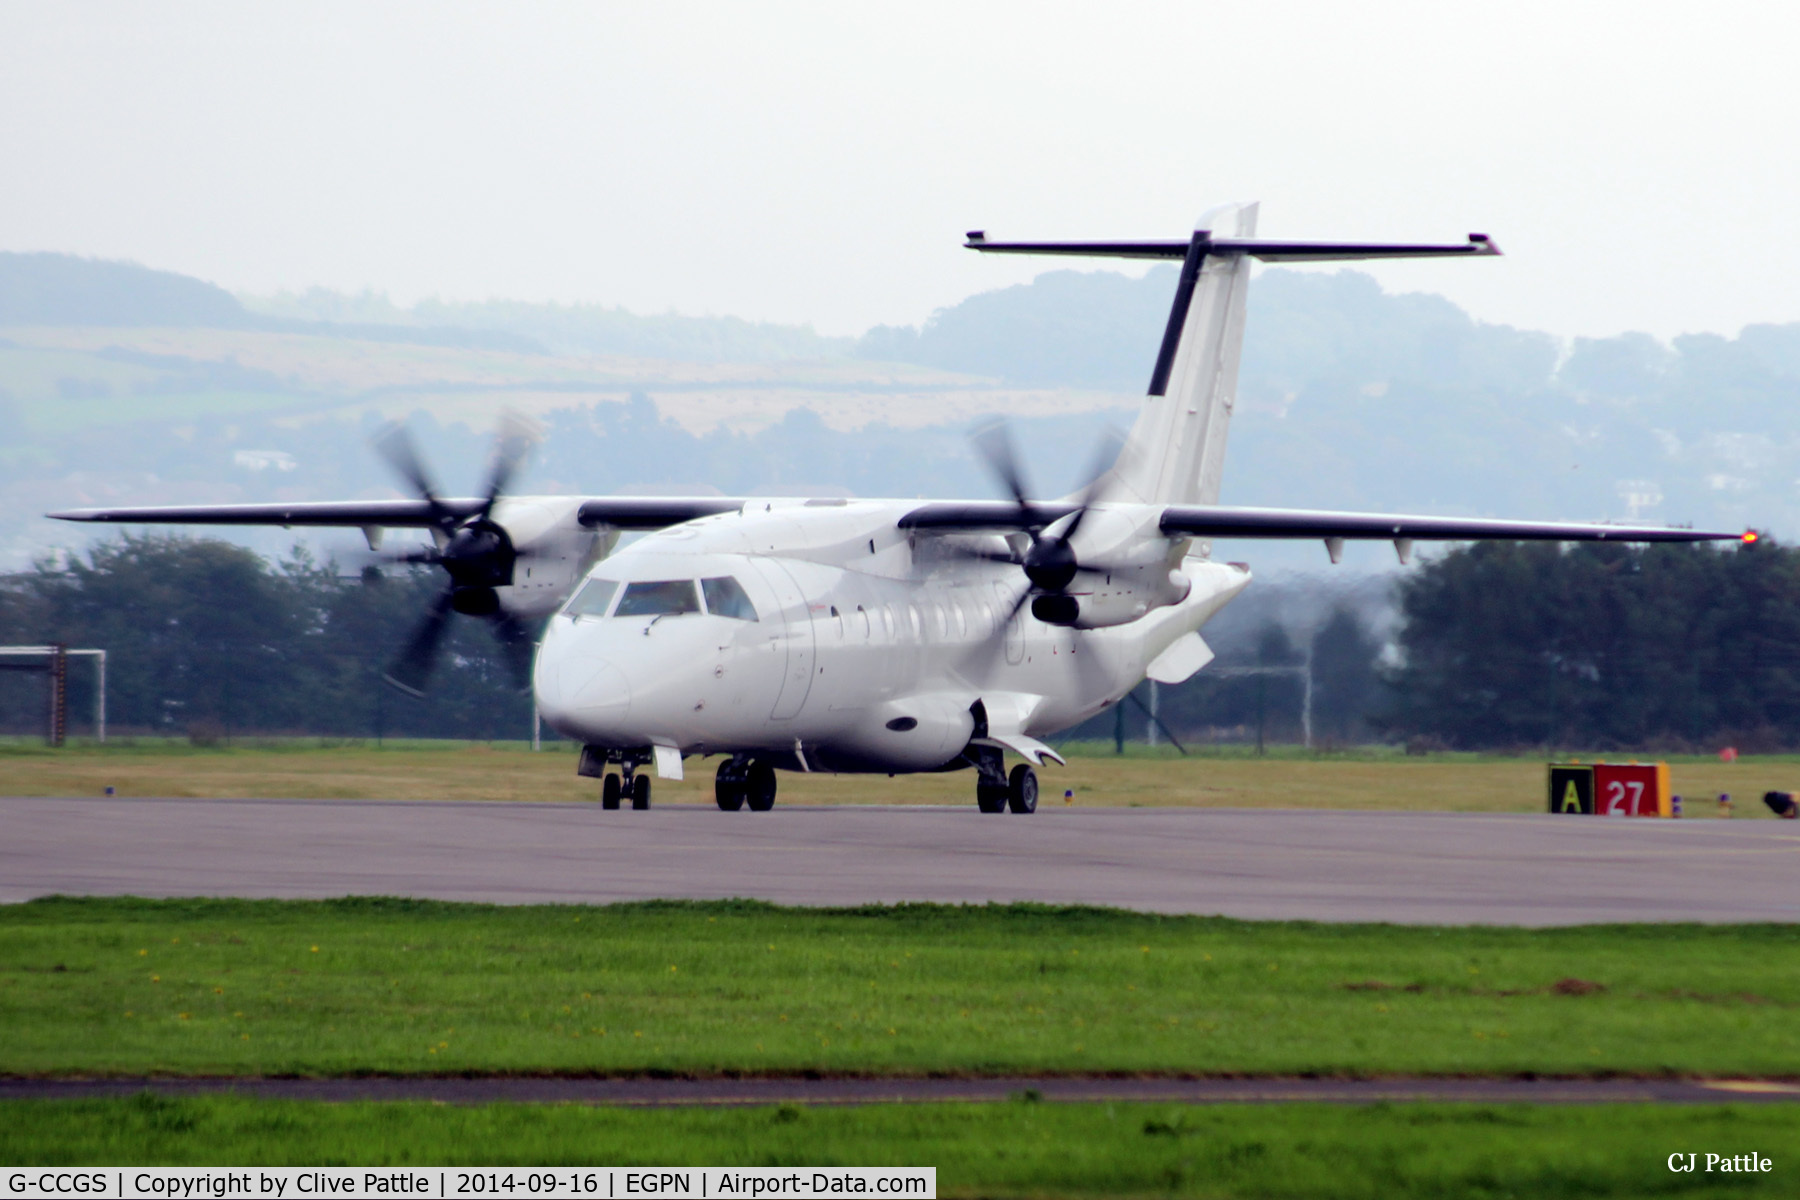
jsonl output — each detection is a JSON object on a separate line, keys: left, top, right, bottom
{"left": 964, "top": 209, "right": 1501, "bottom": 507}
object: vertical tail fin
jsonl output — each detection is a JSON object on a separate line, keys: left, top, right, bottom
{"left": 1110, "top": 202, "right": 1257, "bottom": 507}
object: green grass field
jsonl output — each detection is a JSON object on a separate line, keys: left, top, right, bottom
{"left": 3, "top": 738, "right": 1793, "bottom": 814}
{"left": 7, "top": 752, "right": 1795, "bottom": 1190}
{"left": 4, "top": 898, "right": 1796, "bottom": 1078}
{"left": 6, "top": 1093, "right": 1797, "bottom": 1198}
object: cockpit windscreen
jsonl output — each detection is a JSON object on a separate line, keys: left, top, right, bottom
{"left": 614, "top": 579, "right": 702, "bottom": 618}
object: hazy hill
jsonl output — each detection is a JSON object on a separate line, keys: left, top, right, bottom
{"left": 7, "top": 248, "right": 1800, "bottom": 577}
{"left": 0, "top": 253, "right": 539, "bottom": 353}
{"left": 862, "top": 265, "right": 1799, "bottom": 540}
{"left": 241, "top": 288, "right": 854, "bottom": 362}
{"left": 0, "top": 252, "right": 255, "bottom": 329}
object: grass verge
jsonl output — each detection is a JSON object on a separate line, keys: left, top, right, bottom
{"left": 1, "top": 739, "right": 1793, "bottom": 813}
{"left": 3, "top": 1094, "right": 1796, "bottom": 1198}
{"left": 3, "top": 898, "right": 1796, "bottom": 1078}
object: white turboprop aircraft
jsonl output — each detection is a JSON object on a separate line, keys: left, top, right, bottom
{"left": 52, "top": 205, "right": 1750, "bottom": 813}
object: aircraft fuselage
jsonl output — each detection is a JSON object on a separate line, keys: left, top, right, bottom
{"left": 532, "top": 498, "right": 1248, "bottom": 773}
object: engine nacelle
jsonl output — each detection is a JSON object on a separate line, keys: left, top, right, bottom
{"left": 1032, "top": 567, "right": 1193, "bottom": 630}
{"left": 489, "top": 497, "right": 614, "bottom": 618}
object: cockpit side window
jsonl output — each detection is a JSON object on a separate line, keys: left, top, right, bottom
{"left": 701, "top": 576, "right": 759, "bottom": 621}
{"left": 564, "top": 577, "right": 619, "bottom": 619}
{"left": 615, "top": 579, "right": 702, "bottom": 617}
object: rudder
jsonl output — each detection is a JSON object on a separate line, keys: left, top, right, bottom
{"left": 1110, "top": 202, "right": 1257, "bottom": 507}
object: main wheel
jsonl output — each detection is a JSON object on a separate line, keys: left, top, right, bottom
{"left": 601, "top": 774, "right": 621, "bottom": 810}
{"left": 976, "top": 783, "right": 1007, "bottom": 813}
{"left": 1007, "top": 764, "right": 1038, "bottom": 814}
{"left": 745, "top": 761, "right": 777, "bottom": 811}
{"left": 631, "top": 774, "right": 651, "bottom": 810}
{"left": 715, "top": 761, "right": 746, "bottom": 811}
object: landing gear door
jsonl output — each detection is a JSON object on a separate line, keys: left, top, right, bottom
{"left": 747, "top": 558, "right": 816, "bottom": 719}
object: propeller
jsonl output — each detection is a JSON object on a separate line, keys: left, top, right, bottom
{"left": 369, "top": 415, "right": 542, "bottom": 697}
{"left": 965, "top": 420, "right": 1126, "bottom": 623}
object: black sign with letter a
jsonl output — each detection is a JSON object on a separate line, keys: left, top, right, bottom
{"left": 1549, "top": 765, "right": 1594, "bottom": 815}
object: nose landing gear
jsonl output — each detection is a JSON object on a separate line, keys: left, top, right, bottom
{"left": 580, "top": 745, "right": 652, "bottom": 810}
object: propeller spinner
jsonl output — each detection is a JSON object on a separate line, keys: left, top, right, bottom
{"left": 968, "top": 420, "right": 1125, "bottom": 624}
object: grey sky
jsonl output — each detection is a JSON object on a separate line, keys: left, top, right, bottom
{"left": 3, "top": 1, "right": 1795, "bottom": 341}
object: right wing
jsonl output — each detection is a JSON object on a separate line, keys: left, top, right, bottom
{"left": 49, "top": 496, "right": 749, "bottom": 531}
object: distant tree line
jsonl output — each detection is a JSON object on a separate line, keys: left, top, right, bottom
{"left": 1078, "top": 540, "right": 1796, "bottom": 753}
{"left": 1381, "top": 539, "right": 1798, "bottom": 751}
{"left": 0, "top": 535, "right": 536, "bottom": 741}
{"left": 3, "top": 534, "right": 1791, "bottom": 752}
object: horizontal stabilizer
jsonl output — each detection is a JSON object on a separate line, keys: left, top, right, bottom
{"left": 964, "top": 231, "right": 1499, "bottom": 261}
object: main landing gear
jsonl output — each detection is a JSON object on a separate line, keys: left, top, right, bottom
{"left": 716, "top": 756, "right": 777, "bottom": 811}
{"left": 973, "top": 747, "right": 1037, "bottom": 814}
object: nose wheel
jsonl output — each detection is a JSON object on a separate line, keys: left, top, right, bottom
{"left": 585, "top": 749, "right": 652, "bottom": 810}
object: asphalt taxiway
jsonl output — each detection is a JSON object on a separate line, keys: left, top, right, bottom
{"left": 3, "top": 798, "right": 1795, "bottom": 924}
{"left": 3, "top": 1075, "right": 1794, "bottom": 1106}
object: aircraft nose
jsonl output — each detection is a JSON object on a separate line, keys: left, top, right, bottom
{"left": 535, "top": 652, "right": 631, "bottom": 727}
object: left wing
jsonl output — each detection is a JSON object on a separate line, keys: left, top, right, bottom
{"left": 901, "top": 500, "right": 1749, "bottom": 546}
{"left": 1157, "top": 505, "right": 1750, "bottom": 544}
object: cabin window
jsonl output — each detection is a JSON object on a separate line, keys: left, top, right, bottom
{"left": 564, "top": 577, "right": 620, "bottom": 619}
{"left": 616, "top": 579, "right": 702, "bottom": 618}
{"left": 953, "top": 604, "right": 968, "bottom": 637}
{"left": 856, "top": 605, "right": 871, "bottom": 638}
{"left": 881, "top": 606, "right": 895, "bottom": 638}
{"left": 700, "top": 576, "right": 759, "bottom": 621}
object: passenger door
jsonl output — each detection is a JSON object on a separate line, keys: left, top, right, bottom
{"left": 747, "top": 557, "right": 816, "bottom": 719}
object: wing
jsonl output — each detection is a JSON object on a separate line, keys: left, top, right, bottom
{"left": 1157, "top": 505, "right": 1748, "bottom": 544}
{"left": 900, "top": 500, "right": 1747, "bottom": 545}
{"left": 47, "top": 499, "right": 479, "bottom": 527}
{"left": 898, "top": 500, "right": 1080, "bottom": 531}
{"left": 49, "top": 496, "right": 749, "bottom": 531}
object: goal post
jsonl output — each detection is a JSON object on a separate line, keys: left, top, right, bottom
{"left": 0, "top": 646, "right": 107, "bottom": 744}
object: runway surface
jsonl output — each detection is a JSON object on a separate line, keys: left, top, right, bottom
{"left": 4, "top": 797, "right": 1796, "bottom": 924}
{"left": 3, "top": 1075, "right": 1795, "bottom": 1106}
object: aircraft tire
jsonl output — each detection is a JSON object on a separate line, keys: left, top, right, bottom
{"left": 745, "top": 762, "right": 777, "bottom": 812}
{"left": 1007, "top": 765, "right": 1038, "bottom": 814}
{"left": 631, "top": 774, "right": 651, "bottom": 810}
{"left": 601, "top": 774, "right": 621, "bottom": 810}
{"left": 716, "top": 761, "right": 747, "bottom": 811}
{"left": 976, "top": 784, "right": 1008, "bottom": 813}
